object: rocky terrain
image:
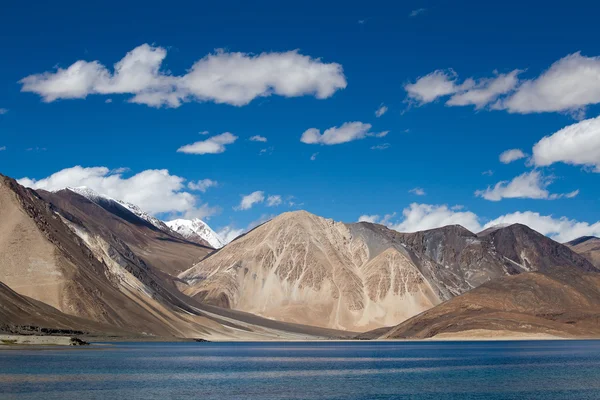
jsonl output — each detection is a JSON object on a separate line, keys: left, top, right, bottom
{"left": 3, "top": 173, "right": 600, "bottom": 340}
{"left": 378, "top": 267, "right": 600, "bottom": 339}
{"left": 567, "top": 236, "right": 600, "bottom": 268}
{"left": 179, "top": 211, "right": 596, "bottom": 331}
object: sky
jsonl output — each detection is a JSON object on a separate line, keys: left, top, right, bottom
{"left": 2, "top": 0, "right": 600, "bottom": 243}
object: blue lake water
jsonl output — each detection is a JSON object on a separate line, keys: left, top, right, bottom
{"left": 1, "top": 340, "right": 600, "bottom": 399}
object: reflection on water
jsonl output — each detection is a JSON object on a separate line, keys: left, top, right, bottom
{"left": 2, "top": 340, "right": 600, "bottom": 399}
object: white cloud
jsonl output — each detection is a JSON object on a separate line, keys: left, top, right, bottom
{"left": 17, "top": 165, "right": 219, "bottom": 219}
{"left": 447, "top": 71, "right": 521, "bottom": 109}
{"left": 409, "top": 8, "right": 427, "bottom": 17}
{"left": 362, "top": 203, "right": 600, "bottom": 243}
{"left": 217, "top": 225, "right": 246, "bottom": 244}
{"left": 236, "top": 191, "right": 265, "bottom": 210}
{"left": 371, "top": 143, "right": 390, "bottom": 150}
{"left": 499, "top": 52, "right": 600, "bottom": 114}
{"left": 484, "top": 212, "right": 600, "bottom": 243}
{"left": 310, "top": 152, "right": 319, "bottom": 161}
{"left": 0, "top": 108, "right": 8, "bottom": 115}
{"left": 177, "top": 132, "right": 238, "bottom": 155}
{"left": 249, "top": 135, "right": 267, "bottom": 142}
{"left": 404, "top": 70, "right": 469, "bottom": 104}
{"left": 105, "top": 99, "right": 112, "bottom": 103}
{"left": 482, "top": 170, "right": 494, "bottom": 176}
{"left": 358, "top": 214, "right": 380, "bottom": 223}
{"left": 300, "top": 122, "right": 388, "bottom": 145}
{"left": 406, "top": 52, "right": 600, "bottom": 115}
{"left": 365, "top": 204, "right": 482, "bottom": 233}
{"left": 19, "top": 44, "right": 347, "bottom": 108}
{"left": 532, "top": 115, "right": 600, "bottom": 171}
{"left": 266, "top": 195, "right": 282, "bottom": 207}
{"left": 409, "top": 187, "right": 426, "bottom": 196}
{"left": 475, "top": 170, "right": 578, "bottom": 201}
{"left": 499, "top": 148, "right": 527, "bottom": 164}
{"left": 187, "top": 178, "right": 217, "bottom": 192}
{"left": 375, "top": 104, "right": 388, "bottom": 117}
{"left": 405, "top": 69, "right": 520, "bottom": 108}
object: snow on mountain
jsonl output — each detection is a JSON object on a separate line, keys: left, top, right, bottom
{"left": 165, "top": 218, "right": 225, "bottom": 249}
{"left": 117, "top": 201, "right": 172, "bottom": 232}
{"left": 66, "top": 187, "right": 170, "bottom": 232}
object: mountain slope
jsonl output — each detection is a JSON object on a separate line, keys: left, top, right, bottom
{"left": 179, "top": 211, "right": 595, "bottom": 332}
{"left": 379, "top": 267, "right": 600, "bottom": 339}
{"left": 179, "top": 211, "right": 441, "bottom": 331}
{"left": 567, "top": 236, "right": 600, "bottom": 268}
{"left": 166, "top": 218, "right": 225, "bottom": 249}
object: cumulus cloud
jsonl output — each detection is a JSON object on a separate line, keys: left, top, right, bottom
{"left": 19, "top": 44, "right": 347, "bottom": 108}
{"left": 359, "top": 203, "right": 600, "bottom": 242}
{"left": 0, "top": 108, "right": 8, "bottom": 115}
{"left": 409, "top": 187, "right": 426, "bottom": 196}
{"left": 406, "top": 52, "right": 600, "bottom": 115}
{"left": 217, "top": 225, "right": 246, "bottom": 244}
{"left": 236, "top": 191, "right": 265, "bottom": 210}
{"left": 499, "top": 148, "right": 527, "bottom": 164}
{"left": 482, "top": 170, "right": 494, "bottom": 176}
{"left": 17, "top": 165, "right": 219, "bottom": 219}
{"left": 310, "top": 152, "right": 319, "bottom": 161}
{"left": 362, "top": 204, "right": 481, "bottom": 233}
{"left": 475, "top": 170, "right": 578, "bottom": 201}
{"left": 249, "top": 135, "right": 267, "bottom": 142}
{"left": 405, "top": 69, "right": 520, "bottom": 109}
{"left": 267, "top": 195, "right": 282, "bottom": 207}
{"left": 404, "top": 70, "right": 470, "bottom": 104}
{"left": 187, "top": 178, "right": 217, "bottom": 192}
{"left": 177, "top": 132, "right": 238, "bottom": 155}
{"left": 300, "top": 122, "right": 388, "bottom": 145}
{"left": 484, "top": 212, "right": 600, "bottom": 243}
{"left": 532, "top": 115, "right": 600, "bottom": 171}
{"left": 499, "top": 52, "right": 600, "bottom": 114}
{"left": 0, "top": 146, "right": 5, "bottom": 151}
{"left": 375, "top": 104, "right": 388, "bottom": 117}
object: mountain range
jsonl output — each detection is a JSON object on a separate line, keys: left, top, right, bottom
{"left": 2, "top": 173, "right": 599, "bottom": 340}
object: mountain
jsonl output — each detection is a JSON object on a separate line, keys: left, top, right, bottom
{"left": 166, "top": 218, "right": 225, "bottom": 249}
{"left": 0, "top": 175, "right": 353, "bottom": 340}
{"left": 178, "top": 211, "right": 595, "bottom": 331}
{"left": 566, "top": 236, "right": 600, "bottom": 268}
{"left": 378, "top": 267, "right": 600, "bottom": 339}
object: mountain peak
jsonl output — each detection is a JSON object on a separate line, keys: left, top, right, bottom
{"left": 165, "top": 218, "right": 224, "bottom": 249}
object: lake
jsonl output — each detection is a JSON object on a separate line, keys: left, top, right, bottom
{"left": 1, "top": 340, "right": 600, "bottom": 399}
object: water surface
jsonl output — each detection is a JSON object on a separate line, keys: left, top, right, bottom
{"left": 1, "top": 340, "right": 600, "bottom": 399}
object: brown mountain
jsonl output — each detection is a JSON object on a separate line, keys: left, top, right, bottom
{"left": 379, "top": 267, "right": 600, "bottom": 339}
{"left": 1, "top": 176, "right": 354, "bottom": 340}
{"left": 178, "top": 211, "right": 595, "bottom": 331}
{"left": 566, "top": 236, "right": 600, "bottom": 268}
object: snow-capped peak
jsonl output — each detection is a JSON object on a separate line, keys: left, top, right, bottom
{"left": 65, "top": 187, "right": 169, "bottom": 232}
{"left": 165, "top": 218, "right": 225, "bottom": 249}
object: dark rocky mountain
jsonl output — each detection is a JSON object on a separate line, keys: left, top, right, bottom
{"left": 379, "top": 267, "right": 600, "bottom": 339}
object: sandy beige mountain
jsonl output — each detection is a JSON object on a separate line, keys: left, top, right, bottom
{"left": 179, "top": 211, "right": 596, "bottom": 332}
{"left": 567, "top": 236, "right": 600, "bottom": 268}
{"left": 179, "top": 211, "right": 440, "bottom": 331}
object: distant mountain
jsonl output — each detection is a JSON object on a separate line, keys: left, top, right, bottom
{"left": 378, "top": 267, "right": 600, "bottom": 339}
{"left": 1, "top": 175, "right": 350, "bottom": 340}
{"left": 566, "top": 236, "right": 600, "bottom": 268}
{"left": 178, "top": 211, "right": 596, "bottom": 331}
{"left": 66, "top": 187, "right": 175, "bottom": 235}
{"left": 166, "top": 218, "right": 225, "bottom": 249}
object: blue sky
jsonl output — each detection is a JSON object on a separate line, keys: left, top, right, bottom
{"left": 2, "top": 0, "right": 600, "bottom": 242}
